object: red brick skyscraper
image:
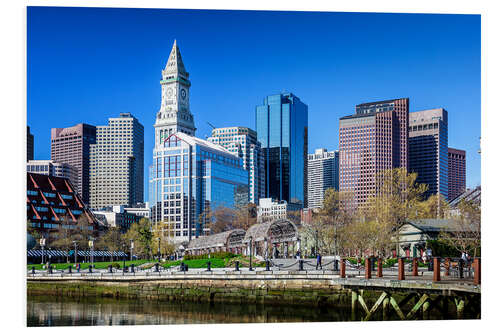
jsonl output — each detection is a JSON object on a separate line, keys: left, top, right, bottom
{"left": 51, "top": 123, "right": 96, "bottom": 205}
{"left": 339, "top": 98, "right": 409, "bottom": 206}
{"left": 448, "top": 147, "right": 466, "bottom": 201}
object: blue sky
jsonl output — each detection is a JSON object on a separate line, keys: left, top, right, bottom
{"left": 27, "top": 7, "right": 481, "bottom": 201}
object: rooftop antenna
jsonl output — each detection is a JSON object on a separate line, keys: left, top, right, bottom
{"left": 206, "top": 122, "right": 216, "bottom": 130}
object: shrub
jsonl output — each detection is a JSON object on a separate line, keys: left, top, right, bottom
{"left": 426, "top": 240, "right": 461, "bottom": 257}
{"left": 183, "top": 252, "right": 236, "bottom": 261}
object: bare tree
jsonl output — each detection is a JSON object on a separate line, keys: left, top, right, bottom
{"left": 96, "top": 227, "right": 124, "bottom": 262}
{"left": 439, "top": 199, "right": 481, "bottom": 257}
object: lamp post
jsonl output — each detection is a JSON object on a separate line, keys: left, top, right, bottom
{"left": 157, "top": 237, "right": 161, "bottom": 263}
{"left": 249, "top": 236, "right": 253, "bottom": 271}
{"left": 40, "top": 237, "right": 46, "bottom": 265}
{"left": 130, "top": 240, "right": 134, "bottom": 261}
{"left": 315, "top": 230, "right": 319, "bottom": 256}
{"left": 73, "top": 240, "right": 77, "bottom": 265}
{"left": 122, "top": 243, "right": 126, "bottom": 272}
{"left": 88, "top": 238, "right": 94, "bottom": 268}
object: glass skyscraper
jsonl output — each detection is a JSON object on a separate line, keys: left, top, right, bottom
{"left": 150, "top": 133, "right": 249, "bottom": 242}
{"left": 207, "top": 126, "right": 265, "bottom": 204}
{"left": 409, "top": 108, "right": 448, "bottom": 200}
{"left": 255, "top": 93, "right": 308, "bottom": 208}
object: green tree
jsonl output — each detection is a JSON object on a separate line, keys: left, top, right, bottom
{"left": 364, "top": 168, "right": 428, "bottom": 227}
{"left": 152, "top": 223, "right": 176, "bottom": 259}
{"left": 416, "top": 194, "right": 450, "bottom": 219}
{"left": 123, "top": 218, "right": 153, "bottom": 259}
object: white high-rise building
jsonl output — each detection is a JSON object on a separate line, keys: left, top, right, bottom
{"left": 26, "top": 160, "right": 78, "bottom": 188}
{"left": 307, "top": 148, "right": 339, "bottom": 209}
{"left": 207, "top": 127, "right": 264, "bottom": 204}
{"left": 257, "top": 198, "right": 288, "bottom": 223}
{"left": 154, "top": 40, "right": 196, "bottom": 146}
{"left": 89, "top": 113, "right": 144, "bottom": 210}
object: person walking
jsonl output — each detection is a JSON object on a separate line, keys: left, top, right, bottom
{"left": 316, "top": 252, "right": 322, "bottom": 270}
{"left": 422, "top": 250, "right": 428, "bottom": 264}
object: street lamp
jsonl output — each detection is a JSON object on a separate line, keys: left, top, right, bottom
{"left": 40, "top": 237, "right": 46, "bottom": 265}
{"left": 249, "top": 236, "right": 253, "bottom": 271}
{"left": 315, "top": 230, "right": 319, "bottom": 256}
{"left": 122, "top": 243, "right": 126, "bottom": 272}
{"left": 130, "top": 240, "right": 134, "bottom": 261}
{"left": 73, "top": 240, "right": 77, "bottom": 265}
{"left": 88, "top": 238, "right": 94, "bottom": 268}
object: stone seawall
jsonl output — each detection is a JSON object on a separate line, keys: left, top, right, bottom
{"left": 27, "top": 278, "right": 361, "bottom": 307}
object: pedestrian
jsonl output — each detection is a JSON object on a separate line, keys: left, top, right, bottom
{"left": 296, "top": 250, "right": 300, "bottom": 259}
{"left": 461, "top": 251, "right": 467, "bottom": 263}
{"left": 316, "top": 252, "right": 322, "bottom": 270}
{"left": 422, "top": 251, "right": 428, "bottom": 264}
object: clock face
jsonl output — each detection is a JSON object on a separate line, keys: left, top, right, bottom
{"left": 181, "top": 88, "right": 187, "bottom": 100}
{"left": 167, "top": 88, "right": 173, "bottom": 97}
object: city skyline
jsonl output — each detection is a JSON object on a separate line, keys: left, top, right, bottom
{"left": 27, "top": 7, "right": 481, "bottom": 202}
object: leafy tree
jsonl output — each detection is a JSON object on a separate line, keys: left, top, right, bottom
{"left": 416, "top": 194, "right": 450, "bottom": 219}
{"left": 123, "top": 218, "right": 153, "bottom": 259}
{"left": 342, "top": 219, "right": 372, "bottom": 258}
{"left": 152, "top": 223, "right": 176, "bottom": 259}
{"left": 364, "top": 168, "right": 428, "bottom": 228}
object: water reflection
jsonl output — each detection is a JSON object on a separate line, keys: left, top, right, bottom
{"left": 28, "top": 295, "right": 355, "bottom": 326}
{"left": 27, "top": 294, "right": 458, "bottom": 326}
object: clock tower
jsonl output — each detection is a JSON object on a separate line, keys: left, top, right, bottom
{"left": 154, "top": 40, "right": 196, "bottom": 147}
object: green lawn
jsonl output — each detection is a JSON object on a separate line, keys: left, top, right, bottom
{"left": 161, "top": 258, "right": 226, "bottom": 269}
{"left": 27, "top": 259, "right": 151, "bottom": 271}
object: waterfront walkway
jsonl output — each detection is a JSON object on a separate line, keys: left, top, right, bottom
{"left": 27, "top": 259, "right": 480, "bottom": 320}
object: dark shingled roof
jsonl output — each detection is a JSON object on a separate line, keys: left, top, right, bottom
{"left": 405, "top": 219, "right": 479, "bottom": 233}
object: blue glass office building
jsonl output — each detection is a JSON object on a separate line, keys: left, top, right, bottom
{"left": 256, "top": 93, "right": 308, "bottom": 208}
{"left": 149, "top": 133, "right": 249, "bottom": 242}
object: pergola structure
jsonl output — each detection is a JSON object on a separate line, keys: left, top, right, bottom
{"left": 185, "top": 229, "right": 246, "bottom": 255}
{"left": 183, "top": 219, "right": 300, "bottom": 258}
{"left": 242, "top": 219, "right": 299, "bottom": 259}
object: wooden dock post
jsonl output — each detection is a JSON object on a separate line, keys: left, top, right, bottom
{"left": 377, "top": 257, "right": 383, "bottom": 277}
{"left": 340, "top": 259, "right": 346, "bottom": 278}
{"left": 412, "top": 257, "right": 418, "bottom": 276}
{"left": 365, "top": 258, "right": 372, "bottom": 279}
{"left": 433, "top": 257, "right": 441, "bottom": 282}
{"left": 474, "top": 258, "right": 481, "bottom": 285}
{"left": 398, "top": 258, "right": 405, "bottom": 280}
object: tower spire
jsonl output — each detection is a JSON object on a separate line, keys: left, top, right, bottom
{"left": 164, "top": 39, "right": 188, "bottom": 77}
